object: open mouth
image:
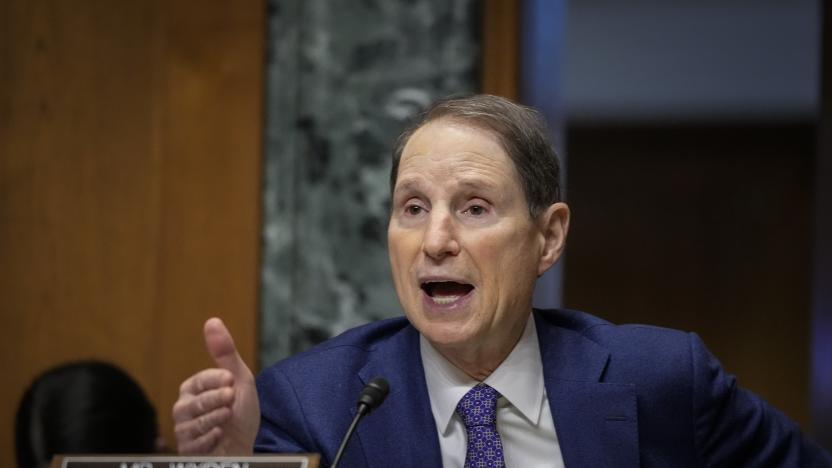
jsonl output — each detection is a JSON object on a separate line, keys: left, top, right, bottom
{"left": 421, "top": 281, "right": 475, "bottom": 306}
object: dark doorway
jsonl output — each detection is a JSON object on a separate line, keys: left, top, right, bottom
{"left": 563, "top": 122, "right": 814, "bottom": 428}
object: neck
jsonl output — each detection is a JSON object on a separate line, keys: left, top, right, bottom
{"left": 434, "top": 314, "right": 530, "bottom": 381}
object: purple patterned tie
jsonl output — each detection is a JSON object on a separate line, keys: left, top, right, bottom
{"left": 455, "top": 383, "right": 506, "bottom": 468}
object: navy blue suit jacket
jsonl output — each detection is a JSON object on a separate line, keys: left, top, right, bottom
{"left": 254, "top": 309, "right": 831, "bottom": 467}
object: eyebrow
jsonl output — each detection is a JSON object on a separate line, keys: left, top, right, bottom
{"left": 456, "top": 178, "right": 499, "bottom": 192}
{"left": 393, "top": 178, "right": 499, "bottom": 195}
{"left": 393, "top": 178, "right": 498, "bottom": 194}
{"left": 392, "top": 179, "right": 422, "bottom": 195}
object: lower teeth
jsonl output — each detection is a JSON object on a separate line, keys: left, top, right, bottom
{"left": 432, "top": 295, "right": 461, "bottom": 305}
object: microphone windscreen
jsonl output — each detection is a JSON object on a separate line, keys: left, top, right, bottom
{"left": 357, "top": 377, "right": 389, "bottom": 412}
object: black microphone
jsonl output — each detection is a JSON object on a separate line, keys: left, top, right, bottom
{"left": 330, "top": 377, "right": 389, "bottom": 468}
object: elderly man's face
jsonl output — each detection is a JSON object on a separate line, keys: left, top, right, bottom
{"left": 388, "top": 119, "right": 560, "bottom": 357}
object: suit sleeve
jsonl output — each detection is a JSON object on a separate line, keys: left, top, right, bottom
{"left": 254, "top": 368, "right": 320, "bottom": 455}
{"left": 689, "top": 333, "right": 832, "bottom": 467}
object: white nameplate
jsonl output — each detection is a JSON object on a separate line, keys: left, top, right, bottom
{"left": 53, "top": 455, "right": 319, "bottom": 468}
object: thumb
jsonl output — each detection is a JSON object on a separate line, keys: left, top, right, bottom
{"left": 203, "top": 317, "right": 249, "bottom": 378}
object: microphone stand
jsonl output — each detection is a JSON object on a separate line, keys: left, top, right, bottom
{"left": 330, "top": 403, "right": 370, "bottom": 468}
{"left": 330, "top": 377, "right": 389, "bottom": 468}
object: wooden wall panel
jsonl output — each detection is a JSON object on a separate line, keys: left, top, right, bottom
{"left": 481, "top": 0, "right": 519, "bottom": 99}
{"left": 0, "top": 1, "right": 264, "bottom": 465}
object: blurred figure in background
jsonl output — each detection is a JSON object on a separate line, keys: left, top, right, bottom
{"left": 15, "top": 361, "right": 161, "bottom": 468}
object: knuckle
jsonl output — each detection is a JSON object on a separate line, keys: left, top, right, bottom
{"left": 210, "top": 427, "right": 223, "bottom": 447}
{"left": 207, "top": 387, "right": 230, "bottom": 410}
{"left": 219, "top": 387, "right": 233, "bottom": 405}
{"left": 205, "top": 390, "right": 218, "bottom": 409}
{"left": 172, "top": 399, "right": 188, "bottom": 419}
{"left": 178, "top": 424, "right": 218, "bottom": 455}
{"left": 199, "top": 429, "right": 218, "bottom": 453}
{"left": 194, "top": 377, "right": 205, "bottom": 394}
{"left": 196, "top": 414, "right": 208, "bottom": 434}
{"left": 194, "top": 397, "right": 205, "bottom": 414}
{"left": 174, "top": 423, "right": 190, "bottom": 440}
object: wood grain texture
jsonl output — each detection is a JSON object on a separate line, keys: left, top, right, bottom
{"left": 481, "top": 0, "right": 519, "bottom": 99}
{"left": 0, "top": 0, "right": 264, "bottom": 464}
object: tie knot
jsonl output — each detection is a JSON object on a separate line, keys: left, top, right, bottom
{"left": 456, "top": 383, "right": 501, "bottom": 428}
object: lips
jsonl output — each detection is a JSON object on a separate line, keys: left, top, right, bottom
{"left": 421, "top": 280, "right": 475, "bottom": 306}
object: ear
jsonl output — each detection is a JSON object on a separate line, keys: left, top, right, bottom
{"left": 536, "top": 202, "right": 570, "bottom": 276}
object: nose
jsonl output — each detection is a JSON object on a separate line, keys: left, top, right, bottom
{"left": 422, "top": 209, "right": 460, "bottom": 260}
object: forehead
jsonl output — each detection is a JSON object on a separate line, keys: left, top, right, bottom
{"left": 396, "top": 120, "right": 520, "bottom": 188}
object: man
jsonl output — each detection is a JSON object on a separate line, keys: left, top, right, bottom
{"left": 173, "top": 95, "right": 831, "bottom": 467}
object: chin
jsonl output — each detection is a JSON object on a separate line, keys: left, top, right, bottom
{"left": 412, "top": 317, "right": 478, "bottom": 348}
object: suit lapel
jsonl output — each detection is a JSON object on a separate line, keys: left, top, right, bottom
{"left": 346, "top": 312, "right": 639, "bottom": 467}
{"left": 354, "top": 325, "right": 442, "bottom": 468}
{"left": 535, "top": 311, "right": 640, "bottom": 468}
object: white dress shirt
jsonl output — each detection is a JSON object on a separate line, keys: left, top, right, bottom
{"left": 420, "top": 316, "right": 566, "bottom": 468}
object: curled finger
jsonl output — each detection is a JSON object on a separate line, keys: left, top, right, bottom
{"left": 173, "top": 386, "right": 235, "bottom": 422}
{"left": 174, "top": 406, "right": 232, "bottom": 441}
{"left": 177, "top": 426, "right": 223, "bottom": 455}
{"left": 179, "top": 368, "right": 234, "bottom": 397}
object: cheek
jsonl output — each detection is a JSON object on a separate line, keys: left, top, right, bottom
{"left": 388, "top": 230, "right": 421, "bottom": 282}
{"left": 472, "top": 228, "right": 540, "bottom": 283}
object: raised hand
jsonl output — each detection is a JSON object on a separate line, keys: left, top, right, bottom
{"left": 172, "top": 318, "right": 260, "bottom": 455}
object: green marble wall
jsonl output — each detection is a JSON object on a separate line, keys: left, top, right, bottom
{"left": 260, "top": 0, "right": 481, "bottom": 365}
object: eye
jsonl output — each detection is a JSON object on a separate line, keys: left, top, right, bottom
{"left": 464, "top": 204, "right": 488, "bottom": 217}
{"left": 405, "top": 204, "right": 424, "bottom": 216}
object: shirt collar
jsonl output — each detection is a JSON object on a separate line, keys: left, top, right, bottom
{"left": 420, "top": 315, "right": 546, "bottom": 434}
